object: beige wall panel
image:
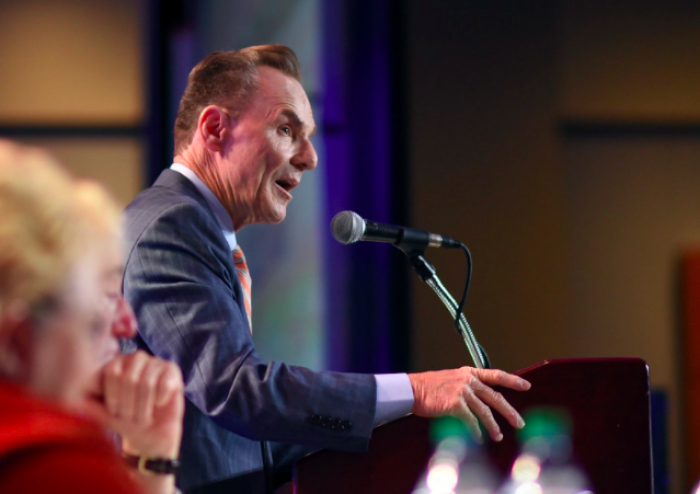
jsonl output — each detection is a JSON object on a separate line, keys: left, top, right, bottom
{"left": 0, "top": 0, "right": 143, "bottom": 124}
{"left": 564, "top": 137, "right": 700, "bottom": 380}
{"left": 18, "top": 137, "right": 144, "bottom": 207}
{"left": 563, "top": 135, "right": 700, "bottom": 492}
{"left": 557, "top": 1, "right": 700, "bottom": 121}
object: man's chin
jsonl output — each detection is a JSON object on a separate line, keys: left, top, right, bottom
{"left": 261, "top": 206, "right": 287, "bottom": 224}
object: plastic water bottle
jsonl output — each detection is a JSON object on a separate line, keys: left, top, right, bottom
{"left": 412, "top": 416, "right": 499, "bottom": 494}
{"left": 497, "top": 408, "right": 593, "bottom": 494}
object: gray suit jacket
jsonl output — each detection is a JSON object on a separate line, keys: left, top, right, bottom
{"left": 122, "top": 170, "right": 376, "bottom": 492}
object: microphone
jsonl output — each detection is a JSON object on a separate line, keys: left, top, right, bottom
{"left": 331, "top": 211, "right": 461, "bottom": 252}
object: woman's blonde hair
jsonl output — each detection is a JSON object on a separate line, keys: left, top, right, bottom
{"left": 0, "top": 140, "right": 120, "bottom": 316}
{"left": 73, "top": 179, "right": 123, "bottom": 252}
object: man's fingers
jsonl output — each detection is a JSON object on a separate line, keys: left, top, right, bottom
{"left": 473, "top": 367, "right": 530, "bottom": 391}
{"left": 471, "top": 377, "right": 525, "bottom": 430}
{"left": 408, "top": 367, "right": 530, "bottom": 440}
{"left": 455, "top": 398, "right": 483, "bottom": 444}
{"left": 463, "top": 387, "right": 502, "bottom": 442}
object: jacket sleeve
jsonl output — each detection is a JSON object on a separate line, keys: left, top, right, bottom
{"left": 123, "top": 201, "right": 376, "bottom": 452}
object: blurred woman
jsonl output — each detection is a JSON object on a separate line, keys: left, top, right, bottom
{"left": 0, "top": 140, "right": 183, "bottom": 494}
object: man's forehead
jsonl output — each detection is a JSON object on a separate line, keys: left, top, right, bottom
{"left": 254, "top": 67, "right": 316, "bottom": 130}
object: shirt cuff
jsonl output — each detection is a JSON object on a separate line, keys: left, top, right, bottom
{"left": 373, "top": 373, "right": 414, "bottom": 426}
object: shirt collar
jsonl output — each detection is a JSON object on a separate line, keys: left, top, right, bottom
{"left": 170, "top": 163, "right": 237, "bottom": 250}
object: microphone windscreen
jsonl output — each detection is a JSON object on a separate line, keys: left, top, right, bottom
{"left": 331, "top": 211, "right": 365, "bottom": 244}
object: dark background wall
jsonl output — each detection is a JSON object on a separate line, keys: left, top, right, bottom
{"left": 406, "top": 2, "right": 700, "bottom": 492}
{"left": 407, "top": 1, "right": 564, "bottom": 373}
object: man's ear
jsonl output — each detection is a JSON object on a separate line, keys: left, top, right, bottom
{"left": 197, "top": 106, "right": 231, "bottom": 153}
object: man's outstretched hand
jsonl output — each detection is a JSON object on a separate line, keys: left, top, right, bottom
{"left": 408, "top": 367, "right": 531, "bottom": 443}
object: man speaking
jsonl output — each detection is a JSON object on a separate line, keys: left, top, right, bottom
{"left": 122, "top": 44, "right": 530, "bottom": 493}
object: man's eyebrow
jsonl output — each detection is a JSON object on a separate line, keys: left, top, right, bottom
{"left": 281, "top": 109, "right": 317, "bottom": 137}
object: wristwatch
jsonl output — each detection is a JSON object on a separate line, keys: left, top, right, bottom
{"left": 122, "top": 452, "right": 181, "bottom": 475}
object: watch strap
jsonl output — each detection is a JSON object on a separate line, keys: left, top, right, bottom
{"left": 123, "top": 452, "right": 180, "bottom": 475}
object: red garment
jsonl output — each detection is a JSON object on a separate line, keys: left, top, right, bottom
{"left": 0, "top": 381, "right": 142, "bottom": 493}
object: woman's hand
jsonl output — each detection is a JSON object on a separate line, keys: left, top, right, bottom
{"left": 82, "top": 350, "right": 184, "bottom": 458}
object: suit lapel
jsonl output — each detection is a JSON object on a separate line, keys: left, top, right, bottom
{"left": 153, "top": 169, "right": 249, "bottom": 321}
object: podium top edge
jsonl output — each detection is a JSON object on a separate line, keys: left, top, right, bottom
{"left": 516, "top": 357, "right": 649, "bottom": 375}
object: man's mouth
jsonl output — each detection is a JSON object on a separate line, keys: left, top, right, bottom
{"left": 274, "top": 178, "right": 299, "bottom": 194}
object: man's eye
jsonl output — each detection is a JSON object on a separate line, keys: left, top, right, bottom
{"left": 280, "top": 126, "right": 292, "bottom": 136}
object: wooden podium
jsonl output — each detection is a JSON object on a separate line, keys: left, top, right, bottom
{"left": 290, "top": 358, "right": 653, "bottom": 494}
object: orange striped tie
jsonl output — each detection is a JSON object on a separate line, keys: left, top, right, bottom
{"left": 232, "top": 245, "right": 252, "bottom": 332}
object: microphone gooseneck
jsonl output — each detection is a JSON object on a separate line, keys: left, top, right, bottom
{"left": 329, "top": 210, "right": 488, "bottom": 368}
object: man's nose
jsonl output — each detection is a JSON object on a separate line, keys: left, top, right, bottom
{"left": 110, "top": 296, "right": 137, "bottom": 339}
{"left": 292, "top": 138, "right": 318, "bottom": 171}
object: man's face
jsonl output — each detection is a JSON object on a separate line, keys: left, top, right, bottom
{"left": 218, "top": 66, "right": 318, "bottom": 228}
